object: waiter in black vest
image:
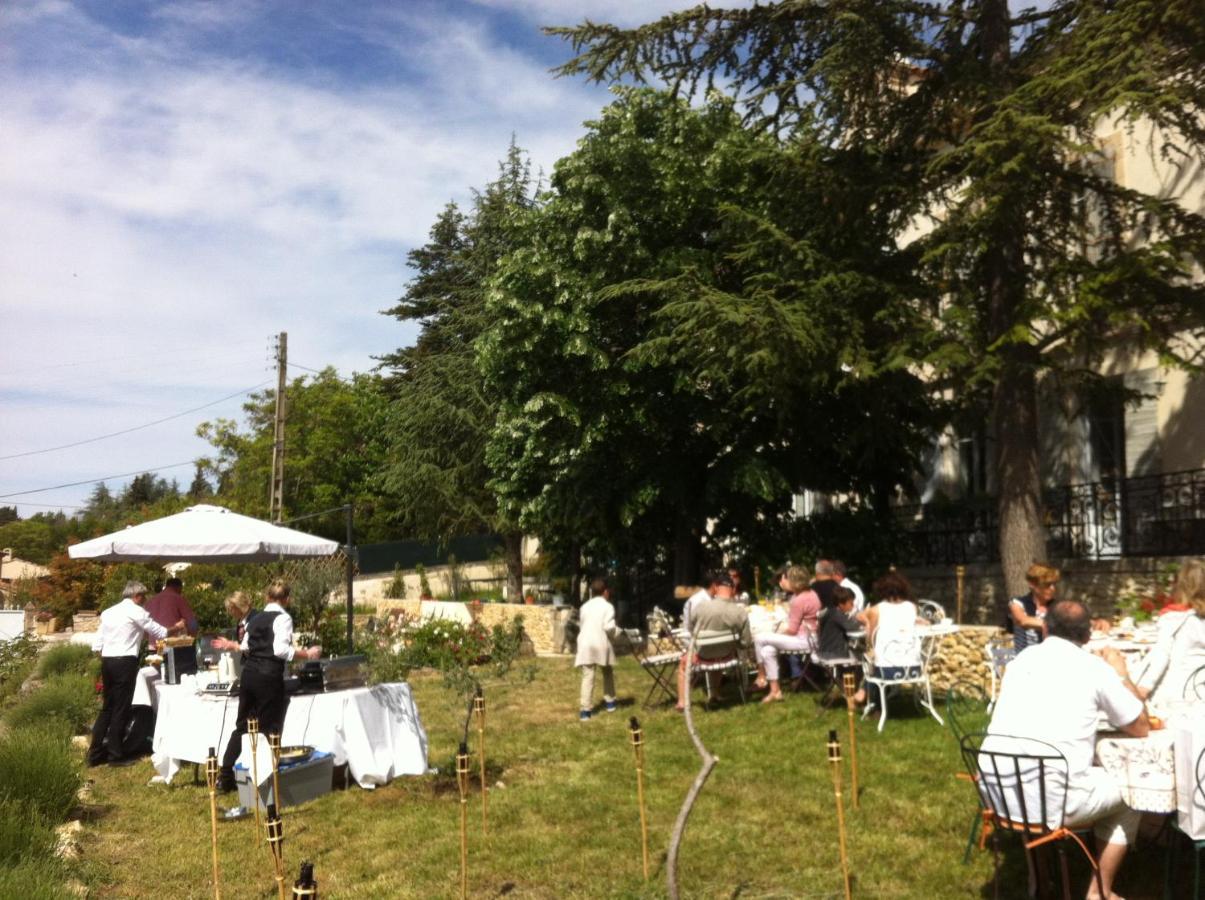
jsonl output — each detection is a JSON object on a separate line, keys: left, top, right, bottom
{"left": 219, "top": 580, "right": 320, "bottom": 792}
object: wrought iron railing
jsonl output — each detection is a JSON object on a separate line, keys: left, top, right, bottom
{"left": 896, "top": 468, "right": 1205, "bottom": 564}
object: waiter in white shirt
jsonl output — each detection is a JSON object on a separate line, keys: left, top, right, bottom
{"left": 219, "top": 580, "right": 320, "bottom": 791}
{"left": 89, "top": 580, "right": 178, "bottom": 767}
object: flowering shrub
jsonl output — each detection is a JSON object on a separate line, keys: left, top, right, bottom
{"left": 363, "top": 612, "right": 527, "bottom": 696}
{"left": 1117, "top": 561, "right": 1181, "bottom": 623}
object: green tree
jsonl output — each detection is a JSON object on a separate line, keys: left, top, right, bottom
{"left": 552, "top": 0, "right": 1205, "bottom": 593}
{"left": 197, "top": 369, "right": 392, "bottom": 542}
{"left": 480, "top": 89, "right": 932, "bottom": 584}
{"left": 377, "top": 142, "right": 537, "bottom": 601}
{"left": 0, "top": 518, "right": 60, "bottom": 565}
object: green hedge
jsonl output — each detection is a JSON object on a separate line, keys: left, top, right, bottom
{"left": 0, "top": 860, "right": 71, "bottom": 899}
{"left": 37, "top": 644, "right": 97, "bottom": 679}
{"left": 7, "top": 673, "right": 98, "bottom": 735}
{"left": 0, "top": 635, "right": 39, "bottom": 706}
{"left": 0, "top": 799, "right": 55, "bottom": 867}
{"left": 0, "top": 725, "right": 81, "bottom": 822}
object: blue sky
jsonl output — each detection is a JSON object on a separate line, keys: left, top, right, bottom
{"left": 0, "top": 0, "right": 698, "bottom": 516}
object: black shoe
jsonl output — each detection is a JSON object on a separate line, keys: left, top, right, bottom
{"left": 107, "top": 757, "right": 139, "bottom": 768}
{"left": 217, "top": 774, "right": 237, "bottom": 794}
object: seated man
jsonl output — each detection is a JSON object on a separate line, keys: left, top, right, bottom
{"left": 984, "top": 599, "right": 1148, "bottom": 900}
{"left": 676, "top": 573, "right": 748, "bottom": 709}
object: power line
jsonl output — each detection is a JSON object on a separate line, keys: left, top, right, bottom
{"left": 0, "top": 381, "right": 272, "bottom": 461}
{"left": 1, "top": 503, "right": 89, "bottom": 510}
{"left": 0, "top": 461, "right": 199, "bottom": 499}
{"left": 0, "top": 338, "right": 267, "bottom": 376}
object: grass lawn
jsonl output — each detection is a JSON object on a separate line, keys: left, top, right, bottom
{"left": 76, "top": 657, "right": 1185, "bottom": 898}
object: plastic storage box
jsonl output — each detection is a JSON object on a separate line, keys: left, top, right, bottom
{"left": 235, "top": 751, "right": 334, "bottom": 812}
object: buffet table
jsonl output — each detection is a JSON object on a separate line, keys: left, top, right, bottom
{"left": 151, "top": 680, "right": 428, "bottom": 789}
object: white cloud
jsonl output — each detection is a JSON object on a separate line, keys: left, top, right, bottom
{"left": 0, "top": 0, "right": 623, "bottom": 511}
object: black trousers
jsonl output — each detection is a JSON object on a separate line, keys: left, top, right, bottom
{"left": 89, "top": 656, "right": 139, "bottom": 764}
{"left": 220, "top": 663, "right": 287, "bottom": 779}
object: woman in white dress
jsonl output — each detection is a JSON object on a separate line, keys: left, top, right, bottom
{"left": 1136, "top": 559, "right": 1205, "bottom": 704}
{"left": 863, "top": 571, "right": 924, "bottom": 709}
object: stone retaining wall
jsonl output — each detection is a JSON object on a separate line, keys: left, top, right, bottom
{"left": 372, "top": 599, "right": 566, "bottom": 655}
{"left": 926, "top": 624, "right": 1005, "bottom": 694}
{"left": 908, "top": 557, "right": 1173, "bottom": 626}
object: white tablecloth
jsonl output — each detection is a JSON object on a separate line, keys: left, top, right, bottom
{"left": 1097, "top": 729, "right": 1179, "bottom": 813}
{"left": 1096, "top": 706, "right": 1205, "bottom": 819}
{"left": 151, "top": 682, "right": 428, "bottom": 789}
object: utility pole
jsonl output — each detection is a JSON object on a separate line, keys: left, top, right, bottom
{"left": 269, "top": 331, "right": 287, "bottom": 523}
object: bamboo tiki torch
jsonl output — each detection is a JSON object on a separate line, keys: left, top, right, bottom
{"left": 247, "top": 717, "right": 263, "bottom": 842}
{"left": 629, "top": 717, "right": 650, "bottom": 881}
{"left": 828, "top": 730, "right": 853, "bottom": 900}
{"left": 473, "top": 687, "right": 487, "bottom": 835}
{"left": 292, "top": 860, "right": 318, "bottom": 899}
{"left": 842, "top": 672, "right": 860, "bottom": 810}
{"left": 955, "top": 565, "right": 966, "bottom": 625}
{"left": 266, "top": 803, "right": 287, "bottom": 900}
{"left": 456, "top": 741, "right": 470, "bottom": 900}
{"left": 269, "top": 733, "right": 284, "bottom": 817}
{"left": 204, "top": 747, "right": 222, "bottom": 900}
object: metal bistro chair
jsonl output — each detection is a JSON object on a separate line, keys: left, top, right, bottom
{"left": 1164, "top": 741, "right": 1205, "bottom": 899}
{"left": 918, "top": 599, "right": 947, "bottom": 624}
{"left": 985, "top": 634, "right": 1016, "bottom": 714}
{"left": 961, "top": 732, "right": 1106, "bottom": 900}
{"left": 690, "top": 626, "right": 752, "bottom": 707}
{"left": 1184, "top": 663, "right": 1205, "bottom": 701}
{"left": 945, "top": 681, "right": 993, "bottom": 864}
{"left": 862, "top": 627, "right": 946, "bottom": 732}
{"left": 620, "top": 627, "right": 683, "bottom": 709}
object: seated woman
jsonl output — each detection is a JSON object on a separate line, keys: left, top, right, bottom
{"left": 753, "top": 565, "right": 819, "bottom": 703}
{"left": 1136, "top": 559, "right": 1205, "bottom": 704}
{"left": 863, "top": 571, "right": 924, "bottom": 708}
{"left": 1008, "top": 563, "right": 1060, "bottom": 653}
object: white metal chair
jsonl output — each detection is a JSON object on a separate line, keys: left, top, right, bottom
{"left": 862, "top": 627, "right": 946, "bottom": 732}
{"left": 918, "top": 599, "right": 947, "bottom": 624}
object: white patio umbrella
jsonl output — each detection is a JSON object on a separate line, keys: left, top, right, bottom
{"left": 68, "top": 503, "right": 339, "bottom": 563}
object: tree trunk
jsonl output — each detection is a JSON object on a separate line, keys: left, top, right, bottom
{"left": 672, "top": 513, "right": 701, "bottom": 589}
{"left": 568, "top": 540, "right": 583, "bottom": 606}
{"left": 981, "top": 0, "right": 1047, "bottom": 598}
{"left": 503, "top": 532, "right": 523, "bottom": 603}
{"left": 994, "top": 362, "right": 1047, "bottom": 597}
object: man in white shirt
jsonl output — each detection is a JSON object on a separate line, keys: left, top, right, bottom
{"left": 89, "top": 580, "right": 175, "bottom": 766}
{"left": 832, "top": 560, "right": 865, "bottom": 612}
{"left": 984, "top": 599, "right": 1148, "bottom": 900}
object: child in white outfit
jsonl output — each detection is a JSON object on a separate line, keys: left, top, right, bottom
{"left": 574, "top": 576, "right": 620, "bottom": 720}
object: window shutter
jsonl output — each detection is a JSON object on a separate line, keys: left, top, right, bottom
{"left": 1125, "top": 369, "right": 1161, "bottom": 477}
